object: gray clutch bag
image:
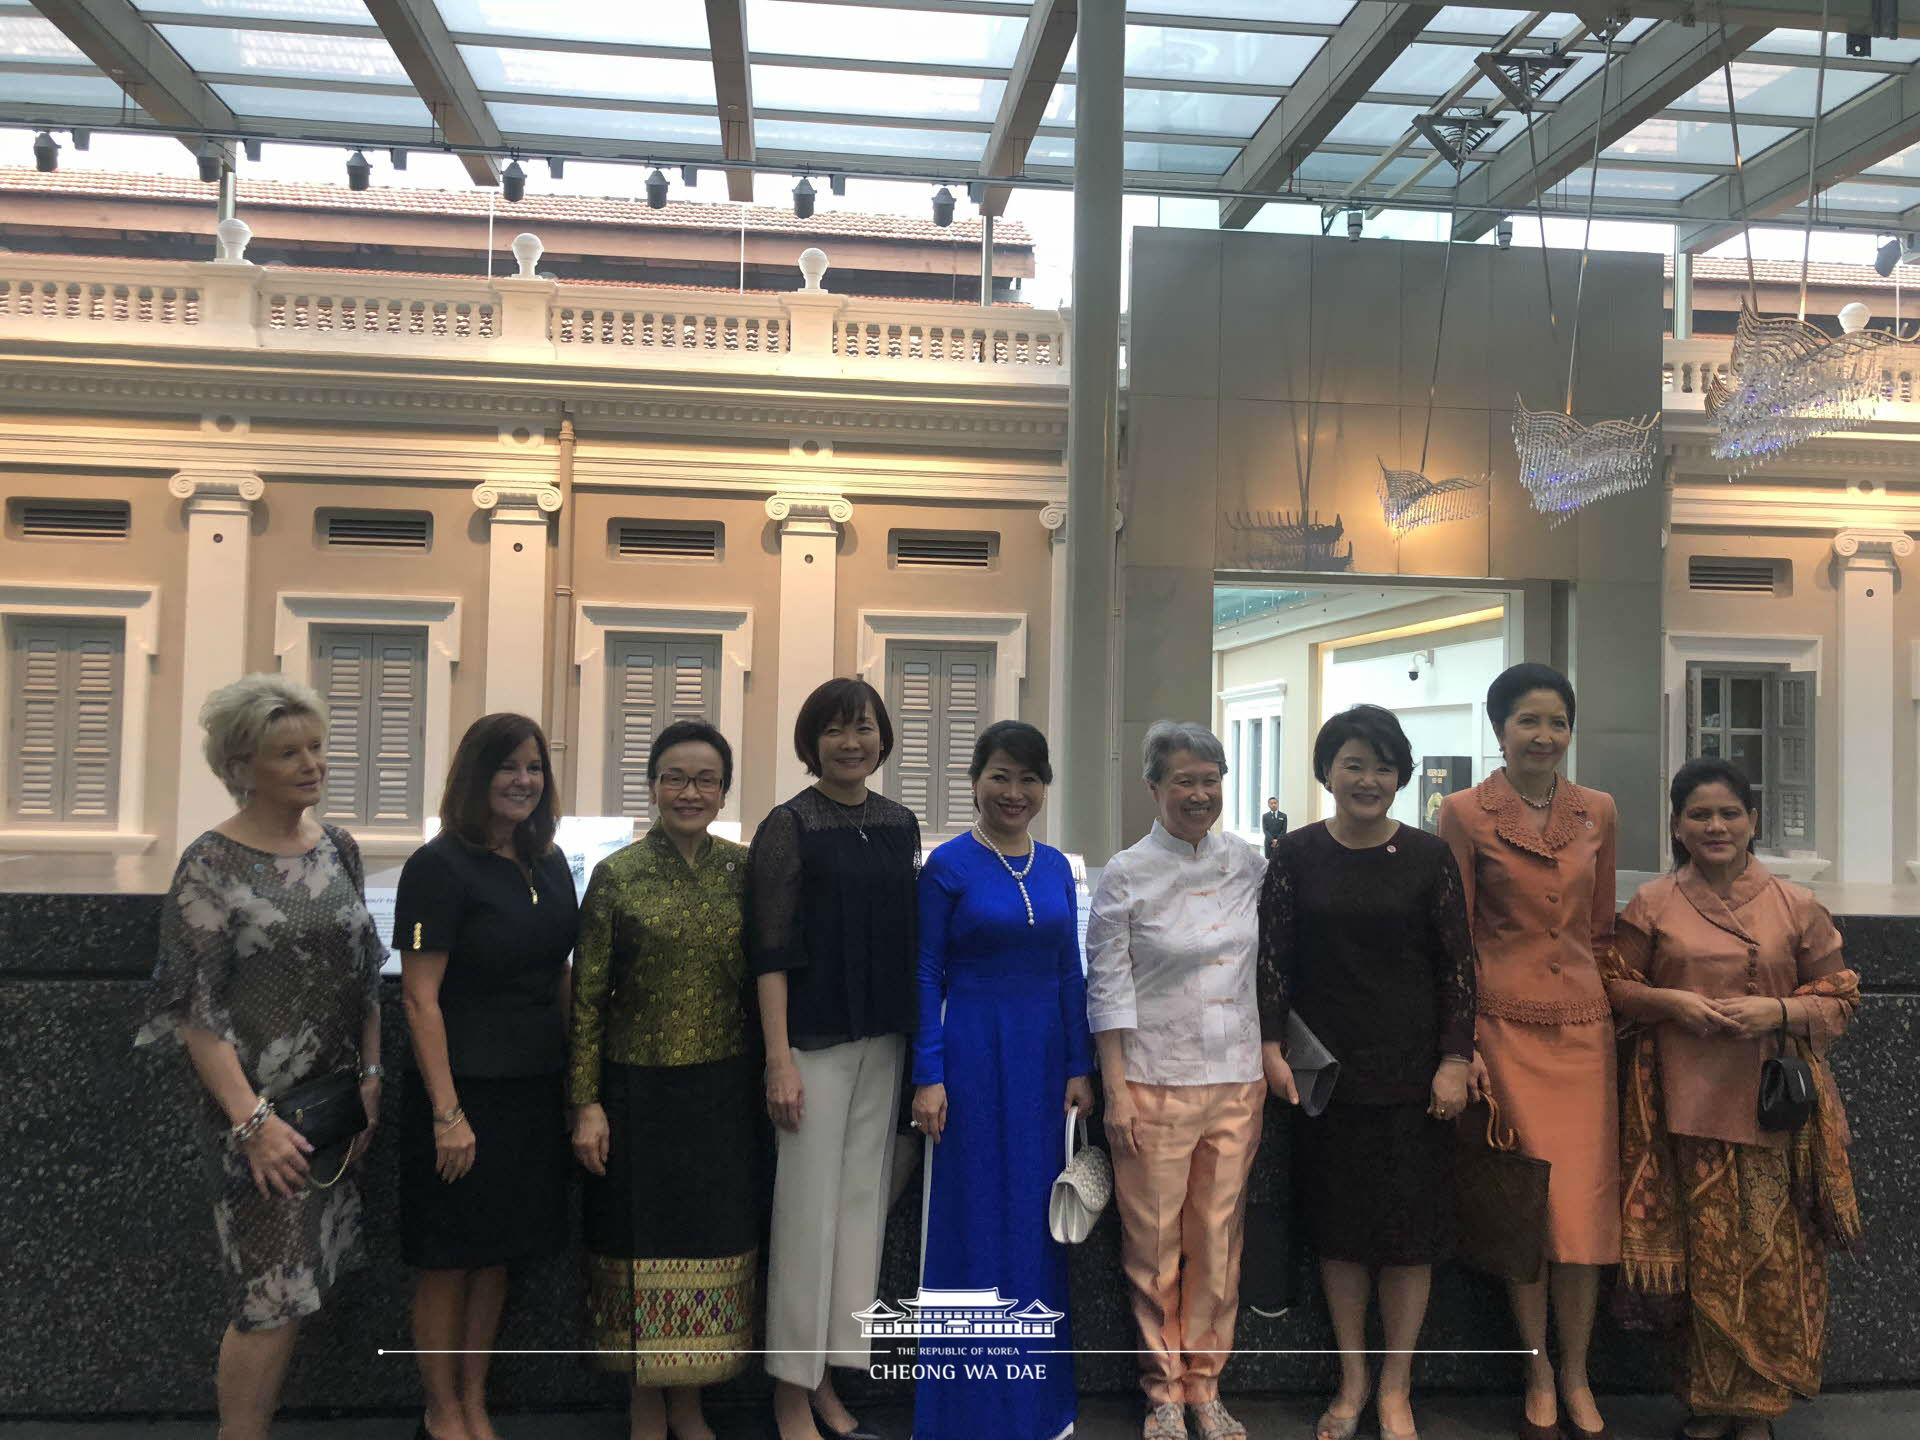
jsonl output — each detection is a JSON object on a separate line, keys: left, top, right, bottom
{"left": 1285, "top": 1012, "right": 1339, "bottom": 1117}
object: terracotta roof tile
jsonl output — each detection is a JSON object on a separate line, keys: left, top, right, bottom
{"left": 1668, "top": 253, "right": 1916, "bottom": 290}
{"left": 0, "top": 167, "right": 1033, "bottom": 247}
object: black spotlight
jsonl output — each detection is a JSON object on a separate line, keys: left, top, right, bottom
{"left": 931, "top": 185, "right": 956, "bottom": 227}
{"left": 242, "top": 138, "right": 262, "bottom": 163}
{"left": 389, "top": 147, "right": 408, "bottom": 170}
{"left": 197, "top": 139, "right": 225, "bottom": 184}
{"left": 345, "top": 149, "right": 372, "bottom": 190}
{"left": 1875, "top": 236, "right": 1905, "bottom": 277}
{"left": 547, "top": 156, "right": 565, "bottom": 179}
{"left": 1496, "top": 217, "right": 1513, "bottom": 249}
{"left": 502, "top": 159, "right": 526, "bottom": 203}
{"left": 33, "top": 130, "right": 58, "bottom": 172}
{"left": 681, "top": 164, "right": 699, "bottom": 186}
{"left": 829, "top": 174, "right": 846, "bottom": 196}
{"left": 70, "top": 127, "right": 90, "bottom": 151}
{"left": 1847, "top": 32, "right": 1872, "bottom": 58}
{"left": 1346, "top": 208, "right": 1362, "bottom": 241}
{"left": 793, "top": 176, "right": 816, "bottom": 218}
{"left": 645, "top": 168, "right": 669, "bottom": 209}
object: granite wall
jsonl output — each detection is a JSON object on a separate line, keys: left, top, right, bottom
{"left": 4, "top": 890, "right": 1913, "bottom": 1420}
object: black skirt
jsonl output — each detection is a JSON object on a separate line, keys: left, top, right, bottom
{"left": 1297, "top": 1100, "right": 1455, "bottom": 1267}
{"left": 399, "top": 1069, "right": 569, "bottom": 1269}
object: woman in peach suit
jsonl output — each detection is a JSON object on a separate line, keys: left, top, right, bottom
{"left": 1439, "top": 664, "right": 1617, "bottom": 1440}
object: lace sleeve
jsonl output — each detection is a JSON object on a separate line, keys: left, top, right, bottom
{"left": 748, "top": 803, "right": 805, "bottom": 975}
{"left": 1428, "top": 844, "right": 1477, "bottom": 1060}
{"left": 1255, "top": 843, "right": 1296, "bottom": 1043}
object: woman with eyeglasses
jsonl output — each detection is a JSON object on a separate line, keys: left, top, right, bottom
{"left": 569, "top": 719, "right": 756, "bottom": 1440}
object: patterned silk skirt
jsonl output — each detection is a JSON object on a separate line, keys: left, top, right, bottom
{"left": 582, "top": 1054, "right": 759, "bottom": 1386}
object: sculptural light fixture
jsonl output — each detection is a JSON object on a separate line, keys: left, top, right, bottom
{"left": 1706, "top": 3, "right": 1900, "bottom": 473}
{"left": 1376, "top": 110, "right": 1490, "bottom": 536}
{"left": 1505, "top": 24, "right": 1659, "bottom": 523}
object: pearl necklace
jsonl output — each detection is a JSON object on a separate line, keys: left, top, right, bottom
{"left": 1511, "top": 770, "right": 1558, "bottom": 811}
{"left": 972, "top": 824, "right": 1036, "bottom": 926}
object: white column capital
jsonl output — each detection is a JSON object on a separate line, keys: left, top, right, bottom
{"left": 472, "top": 480, "right": 562, "bottom": 514}
{"left": 1832, "top": 528, "right": 1914, "bottom": 565}
{"left": 1039, "top": 502, "right": 1068, "bottom": 535}
{"left": 169, "top": 469, "right": 264, "bottom": 506}
{"left": 766, "top": 492, "right": 852, "bottom": 528}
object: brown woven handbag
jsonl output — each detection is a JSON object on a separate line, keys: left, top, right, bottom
{"left": 1454, "top": 1094, "right": 1550, "bottom": 1284}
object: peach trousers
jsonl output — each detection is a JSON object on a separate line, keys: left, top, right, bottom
{"left": 1111, "top": 1078, "right": 1266, "bottom": 1405}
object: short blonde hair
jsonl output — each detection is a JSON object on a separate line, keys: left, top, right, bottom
{"left": 200, "top": 673, "right": 327, "bottom": 803}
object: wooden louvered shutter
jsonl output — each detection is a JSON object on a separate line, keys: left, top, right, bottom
{"left": 7, "top": 619, "right": 123, "bottom": 826}
{"left": 885, "top": 642, "right": 995, "bottom": 837}
{"left": 1771, "top": 670, "right": 1816, "bottom": 852}
{"left": 605, "top": 635, "right": 718, "bottom": 819}
{"left": 312, "top": 626, "right": 425, "bottom": 828}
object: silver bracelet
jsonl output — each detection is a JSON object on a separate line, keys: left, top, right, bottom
{"left": 229, "top": 1096, "right": 273, "bottom": 1148}
{"left": 359, "top": 1062, "right": 384, "bottom": 1080}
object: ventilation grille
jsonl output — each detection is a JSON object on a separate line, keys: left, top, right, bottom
{"left": 11, "top": 499, "right": 130, "bottom": 540}
{"left": 613, "top": 521, "right": 722, "bottom": 561}
{"left": 321, "top": 510, "right": 432, "bottom": 550}
{"left": 891, "top": 530, "right": 997, "bottom": 569}
{"left": 1688, "top": 556, "right": 1778, "bottom": 594}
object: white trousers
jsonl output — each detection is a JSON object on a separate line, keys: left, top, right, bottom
{"left": 765, "top": 1033, "right": 905, "bottom": 1388}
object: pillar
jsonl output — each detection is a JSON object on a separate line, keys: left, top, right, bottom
{"left": 473, "top": 481, "right": 562, "bottom": 718}
{"left": 1832, "top": 529, "right": 1912, "bottom": 885}
{"left": 171, "top": 469, "right": 263, "bottom": 854}
{"left": 1041, "top": 503, "right": 1067, "bottom": 846}
{"left": 768, "top": 493, "right": 852, "bottom": 803}
{"left": 1062, "top": 0, "right": 1124, "bottom": 865}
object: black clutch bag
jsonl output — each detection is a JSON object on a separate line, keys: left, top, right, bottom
{"left": 274, "top": 1068, "right": 368, "bottom": 1188}
{"left": 1758, "top": 1000, "right": 1814, "bottom": 1133}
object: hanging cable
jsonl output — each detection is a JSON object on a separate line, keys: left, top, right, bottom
{"left": 1797, "top": 0, "right": 1833, "bottom": 322}
{"left": 1718, "top": 11, "right": 1760, "bottom": 312}
{"left": 1564, "top": 26, "right": 1619, "bottom": 416}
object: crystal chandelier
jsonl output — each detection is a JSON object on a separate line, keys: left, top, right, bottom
{"left": 1707, "top": 302, "right": 1898, "bottom": 475}
{"left": 1513, "top": 402, "right": 1660, "bottom": 526}
{"left": 1377, "top": 462, "right": 1489, "bottom": 534}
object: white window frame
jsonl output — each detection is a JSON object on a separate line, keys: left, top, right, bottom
{"left": 1219, "top": 678, "right": 1285, "bottom": 842}
{"left": 0, "top": 582, "right": 159, "bottom": 852}
{"left": 1663, "top": 631, "right": 1826, "bottom": 880}
{"left": 275, "top": 592, "right": 462, "bottom": 858}
{"left": 855, "top": 609, "right": 1027, "bottom": 728}
{"left": 573, "top": 601, "right": 754, "bottom": 831}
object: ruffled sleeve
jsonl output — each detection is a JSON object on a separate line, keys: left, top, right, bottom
{"left": 134, "top": 838, "right": 241, "bottom": 1051}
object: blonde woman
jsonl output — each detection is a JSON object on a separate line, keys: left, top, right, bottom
{"left": 136, "top": 674, "right": 386, "bottom": 1440}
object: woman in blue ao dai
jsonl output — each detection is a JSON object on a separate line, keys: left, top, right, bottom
{"left": 911, "top": 721, "right": 1095, "bottom": 1440}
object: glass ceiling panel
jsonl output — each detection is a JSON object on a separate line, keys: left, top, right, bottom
{"left": 1140, "top": 1, "right": 1353, "bottom": 20}
{"left": 488, "top": 103, "right": 722, "bottom": 146}
{"left": 1607, "top": 117, "right": 1794, "bottom": 166}
{"left": 1293, "top": 151, "right": 1437, "bottom": 188}
{"left": 435, "top": 0, "right": 711, "bottom": 49}
{"left": 212, "top": 81, "right": 435, "bottom": 125}
{"left": 745, "top": 1, "right": 1028, "bottom": 68}
{"left": 1556, "top": 165, "right": 1710, "bottom": 200}
{"left": 1421, "top": 9, "right": 1581, "bottom": 39}
{"left": 0, "top": 71, "right": 130, "bottom": 105}
{"left": 1670, "top": 62, "right": 1881, "bottom": 118}
{"left": 1866, "top": 140, "right": 1920, "bottom": 177}
{"left": 1018, "top": 136, "right": 1245, "bottom": 176}
{"left": 754, "top": 117, "right": 986, "bottom": 162}
{"left": 751, "top": 65, "right": 1004, "bottom": 122}
{"left": 1044, "top": 82, "right": 1277, "bottom": 139}
{"left": 1373, "top": 43, "right": 1482, "bottom": 97}
{"left": 136, "top": 0, "right": 374, "bottom": 20}
{"left": 460, "top": 46, "right": 716, "bottom": 106}
{"left": 1, "top": 15, "right": 91, "bottom": 63}
{"left": 1325, "top": 102, "right": 1424, "bottom": 147}
{"left": 1116, "top": 27, "right": 1324, "bottom": 86}
{"left": 1750, "top": 29, "right": 1920, "bottom": 65}
{"left": 157, "top": 24, "right": 408, "bottom": 83}
{"left": 1814, "top": 181, "right": 1916, "bottom": 211}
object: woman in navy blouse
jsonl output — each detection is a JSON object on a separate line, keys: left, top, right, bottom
{"left": 911, "top": 720, "right": 1094, "bottom": 1440}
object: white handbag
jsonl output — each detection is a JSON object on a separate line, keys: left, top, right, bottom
{"left": 1047, "top": 1105, "right": 1112, "bottom": 1245}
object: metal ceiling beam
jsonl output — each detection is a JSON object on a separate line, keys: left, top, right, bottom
{"left": 1676, "top": 63, "right": 1920, "bottom": 251}
{"left": 1449, "top": 20, "right": 1773, "bottom": 240}
{"left": 704, "top": 0, "right": 756, "bottom": 202}
{"left": 1218, "top": 2, "right": 1430, "bottom": 228}
{"left": 977, "top": 0, "right": 1076, "bottom": 218}
{"left": 1403, "top": 0, "right": 1920, "bottom": 34}
{"left": 362, "top": 0, "right": 501, "bottom": 185}
{"left": 32, "top": 0, "right": 235, "bottom": 156}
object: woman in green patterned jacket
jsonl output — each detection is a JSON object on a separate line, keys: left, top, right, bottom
{"left": 568, "top": 719, "right": 756, "bottom": 1440}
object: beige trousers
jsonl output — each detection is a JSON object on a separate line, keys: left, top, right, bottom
{"left": 1111, "top": 1078, "right": 1266, "bottom": 1405}
{"left": 765, "top": 1034, "right": 904, "bottom": 1388}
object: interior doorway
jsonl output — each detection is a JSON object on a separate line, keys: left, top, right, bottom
{"left": 1212, "top": 579, "right": 1521, "bottom": 844}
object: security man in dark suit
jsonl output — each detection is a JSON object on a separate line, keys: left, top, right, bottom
{"left": 1261, "top": 796, "right": 1288, "bottom": 858}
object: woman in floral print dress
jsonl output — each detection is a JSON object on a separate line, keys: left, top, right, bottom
{"left": 136, "top": 674, "right": 386, "bottom": 1440}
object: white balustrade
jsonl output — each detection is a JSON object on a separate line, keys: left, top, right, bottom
{"left": 0, "top": 271, "right": 202, "bottom": 328}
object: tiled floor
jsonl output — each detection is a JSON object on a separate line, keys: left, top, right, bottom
{"left": 2, "top": 1391, "right": 1912, "bottom": 1439}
